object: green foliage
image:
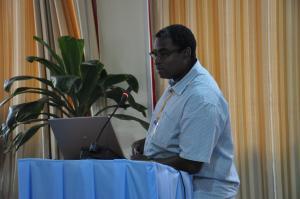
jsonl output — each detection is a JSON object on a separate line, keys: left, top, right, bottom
{"left": 0, "top": 36, "right": 149, "bottom": 153}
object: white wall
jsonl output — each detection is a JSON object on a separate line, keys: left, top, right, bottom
{"left": 97, "top": 0, "right": 152, "bottom": 157}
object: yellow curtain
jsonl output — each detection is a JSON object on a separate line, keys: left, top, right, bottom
{"left": 33, "top": 0, "right": 81, "bottom": 160}
{"left": 0, "top": 1, "right": 14, "bottom": 198}
{"left": 0, "top": 0, "right": 80, "bottom": 198}
{"left": 150, "top": 0, "right": 300, "bottom": 198}
{"left": 73, "top": 0, "right": 102, "bottom": 114}
{"left": 0, "top": 1, "right": 38, "bottom": 198}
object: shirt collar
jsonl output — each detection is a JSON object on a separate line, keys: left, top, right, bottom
{"left": 168, "top": 60, "right": 207, "bottom": 95}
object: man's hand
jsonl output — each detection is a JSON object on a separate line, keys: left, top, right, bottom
{"left": 130, "top": 138, "right": 202, "bottom": 174}
{"left": 130, "top": 153, "right": 150, "bottom": 161}
{"left": 131, "top": 138, "right": 145, "bottom": 157}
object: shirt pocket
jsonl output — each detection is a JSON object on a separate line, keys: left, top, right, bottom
{"left": 151, "top": 110, "right": 180, "bottom": 148}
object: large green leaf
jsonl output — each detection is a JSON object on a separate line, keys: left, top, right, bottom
{"left": 4, "top": 75, "right": 54, "bottom": 92}
{"left": 51, "top": 75, "right": 83, "bottom": 114}
{"left": 101, "top": 74, "right": 139, "bottom": 93}
{"left": 82, "top": 85, "right": 106, "bottom": 114}
{"left": 51, "top": 75, "right": 82, "bottom": 95}
{"left": 100, "top": 69, "right": 108, "bottom": 79}
{"left": 80, "top": 60, "right": 104, "bottom": 80}
{"left": 1, "top": 118, "right": 49, "bottom": 143}
{"left": 93, "top": 104, "right": 131, "bottom": 116}
{"left": 105, "top": 87, "right": 124, "bottom": 104}
{"left": 6, "top": 133, "right": 24, "bottom": 152}
{"left": 2, "top": 132, "right": 23, "bottom": 153}
{"left": 33, "top": 36, "right": 66, "bottom": 71}
{"left": 112, "top": 114, "right": 149, "bottom": 130}
{"left": 0, "top": 88, "right": 50, "bottom": 108}
{"left": 58, "top": 36, "right": 84, "bottom": 76}
{"left": 6, "top": 97, "right": 48, "bottom": 128}
{"left": 15, "top": 123, "right": 48, "bottom": 150}
{"left": 76, "top": 60, "right": 104, "bottom": 115}
{"left": 79, "top": 61, "right": 104, "bottom": 96}
{"left": 2, "top": 76, "right": 73, "bottom": 111}
{"left": 126, "top": 94, "right": 147, "bottom": 117}
{"left": 2, "top": 87, "right": 75, "bottom": 116}
{"left": 1, "top": 117, "right": 55, "bottom": 141}
{"left": 1, "top": 35, "right": 149, "bottom": 153}
{"left": 11, "top": 87, "right": 63, "bottom": 104}
{"left": 95, "top": 69, "right": 108, "bottom": 90}
{"left": 0, "top": 122, "right": 12, "bottom": 138}
{"left": 105, "top": 87, "right": 147, "bottom": 116}
{"left": 26, "top": 56, "right": 65, "bottom": 75}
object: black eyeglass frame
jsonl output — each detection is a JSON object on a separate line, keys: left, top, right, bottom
{"left": 149, "top": 48, "right": 184, "bottom": 60}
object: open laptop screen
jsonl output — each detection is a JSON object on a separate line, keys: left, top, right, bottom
{"left": 49, "top": 116, "right": 124, "bottom": 160}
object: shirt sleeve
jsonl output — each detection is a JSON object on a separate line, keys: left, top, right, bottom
{"left": 179, "top": 99, "right": 220, "bottom": 163}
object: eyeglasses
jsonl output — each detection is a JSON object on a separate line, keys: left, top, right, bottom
{"left": 149, "top": 48, "right": 183, "bottom": 60}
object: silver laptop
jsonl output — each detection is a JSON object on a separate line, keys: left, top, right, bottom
{"left": 49, "top": 116, "right": 124, "bottom": 160}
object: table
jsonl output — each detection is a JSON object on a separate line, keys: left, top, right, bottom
{"left": 18, "top": 158, "right": 193, "bottom": 199}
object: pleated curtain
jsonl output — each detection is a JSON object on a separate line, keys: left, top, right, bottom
{"left": 1, "top": 1, "right": 299, "bottom": 199}
{"left": 0, "top": 0, "right": 81, "bottom": 198}
{"left": 73, "top": 0, "right": 103, "bottom": 115}
{"left": 0, "top": 1, "right": 38, "bottom": 198}
{"left": 149, "top": 0, "right": 300, "bottom": 199}
{"left": 32, "top": 0, "right": 81, "bottom": 160}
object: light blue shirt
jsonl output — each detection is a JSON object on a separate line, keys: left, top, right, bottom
{"left": 144, "top": 60, "right": 240, "bottom": 198}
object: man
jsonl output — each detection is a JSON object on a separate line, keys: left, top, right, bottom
{"left": 131, "top": 24, "right": 240, "bottom": 198}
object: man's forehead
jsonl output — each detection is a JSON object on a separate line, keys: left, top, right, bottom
{"left": 154, "top": 37, "right": 176, "bottom": 50}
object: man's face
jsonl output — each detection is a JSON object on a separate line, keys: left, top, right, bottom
{"left": 151, "top": 37, "right": 187, "bottom": 80}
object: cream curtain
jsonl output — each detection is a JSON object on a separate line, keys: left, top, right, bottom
{"left": 73, "top": 0, "right": 103, "bottom": 115}
{"left": 150, "top": 0, "right": 300, "bottom": 198}
{"left": 0, "top": 1, "right": 39, "bottom": 198}
{"left": 0, "top": 0, "right": 81, "bottom": 198}
{"left": 74, "top": 0, "right": 100, "bottom": 60}
{"left": 32, "top": 0, "right": 80, "bottom": 160}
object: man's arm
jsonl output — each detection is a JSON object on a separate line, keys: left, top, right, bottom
{"left": 155, "top": 156, "right": 202, "bottom": 174}
{"left": 131, "top": 139, "right": 202, "bottom": 174}
{"left": 131, "top": 153, "right": 202, "bottom": 174}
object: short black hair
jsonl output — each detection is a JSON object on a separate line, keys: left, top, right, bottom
{"left": 155, "top": 24, "right": 197, "bottom": 60}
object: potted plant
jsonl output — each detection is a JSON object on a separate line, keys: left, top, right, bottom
{"left": 0, "top": 36, "right": 149, "bottom": 153}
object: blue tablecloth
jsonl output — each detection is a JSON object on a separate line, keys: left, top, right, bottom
{"left": 18, "top": 158, "right": 193, "bottom": 199}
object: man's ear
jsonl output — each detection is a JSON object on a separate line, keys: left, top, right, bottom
{"left": 183, "top": 47, "right": 192, "bottom": 58}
